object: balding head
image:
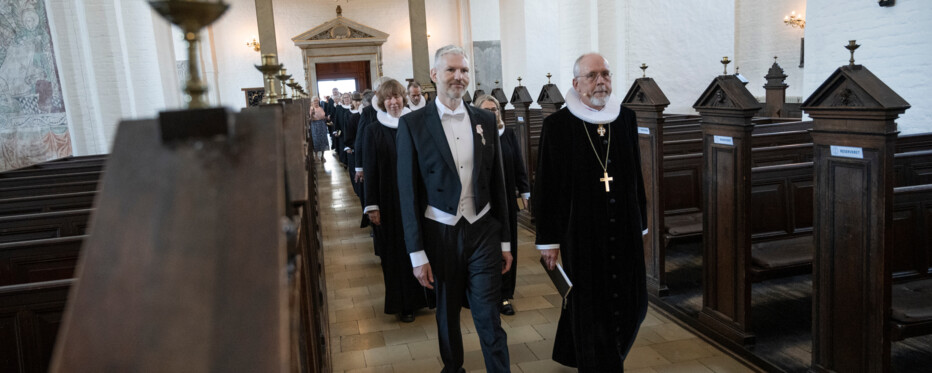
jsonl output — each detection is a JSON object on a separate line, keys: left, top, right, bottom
{"left": 572, "top": 53, "right": 613, "bottom": 109}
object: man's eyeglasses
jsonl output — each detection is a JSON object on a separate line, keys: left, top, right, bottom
{"left": 576, "top": 71, "right": 613, "bottom": 82}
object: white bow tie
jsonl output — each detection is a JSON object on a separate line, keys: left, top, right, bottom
{"left": 442, "top": 112, "right": 466, "bottom": 121}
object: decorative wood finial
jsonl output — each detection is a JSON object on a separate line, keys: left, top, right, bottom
{"left": 774, "top": 56, "right": 778, "bottom": 63}
{"left": 517, "top": 76, "right": 522, "bottom": 86}
{"left": 640, "top": 63, "right": 648, "bottom": 78}
{"left": 846, "top": 40, "right": 860, "bottom": 66}
{"left": 495, "top": 80, "right": 499, "bottom": 86}
{"left": 721, "top": 56, "right": 731, "bottom": 75}
{"left": 336, "top": 5, "right": 342, "bottom": 17}
{"left": 735, "top": 66, "right": 740, "bottom": 74}
{"left": 546, "top": 73, "right": 552, "bottom": 84}
{"left": 477, "top": 82, "right": 481, "bottom": 88}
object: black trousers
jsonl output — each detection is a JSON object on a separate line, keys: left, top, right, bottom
{"left": 424, "top": 215, "right": 510, "bottom": 373}
{"left": 501, "top": 206, "right": 519, "bottom": 299}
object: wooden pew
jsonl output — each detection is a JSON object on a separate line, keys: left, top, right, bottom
{"left": 0, "top": 236, "right": 83, "bottom": 286}
{"left": 0, "top": 181, "right": 100, "bottom": 199}
{"left": 0, "top": 192, "right": 96, "bottom": 217}
{"left": 0, "top": 171, "right": 103, "bottom": 189}
{"left": 0, "top": 279, "right": 72, "bottom": 373}
{"left": 0, "top": 209, "right": 91, "bottom": 243}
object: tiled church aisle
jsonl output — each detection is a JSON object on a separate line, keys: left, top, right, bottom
{"left": 316, "top": 153, "right": 758, "bottom": 373}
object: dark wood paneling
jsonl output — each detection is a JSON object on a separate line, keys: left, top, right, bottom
{"left": 316, "top": 61, "right": 370, "bottom": 92}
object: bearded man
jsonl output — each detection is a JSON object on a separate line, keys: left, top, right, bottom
{"left": 533, "top": 53, "right": 648, "bottom": 372}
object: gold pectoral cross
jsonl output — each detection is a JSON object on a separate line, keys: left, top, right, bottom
{"left": 597, "top": 124, "right": 606, "bottom": 137}
{"left": 600, "top": 171, "right": 613, "bottom": 192}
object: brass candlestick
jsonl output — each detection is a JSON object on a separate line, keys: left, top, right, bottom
{"left": 721, "top": 56, "right": 731, "bottom": 75}
{"left": 287, "top": 79, "right": 299, "bottom": 99}
{"left": 276, "top": 68, "right": 292, "bottom": 100}
{"left": 640, "top": 63, "right": 648, "bottom": 78}
{"left": 255, "top": 54, "right": 282, "bottom": 104}
{"left": 148, "top": 0, "right": 229, "bottom": 109}
{"left": 846, "top": 40, "right": 860, "bottom": 66}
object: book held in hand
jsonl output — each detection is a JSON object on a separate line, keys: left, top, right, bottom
{"left": 540, "top": 257, "right": 573, "bottom": 300}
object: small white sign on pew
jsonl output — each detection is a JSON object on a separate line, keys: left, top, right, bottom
{"left": 830, "top": 145, "right": 864, "bottom": 159}
{"left": 638, "top": 127, "right": 650, "bottom": 135}
{"left": 713, "top": 135, "right": 734, "bottom": 146}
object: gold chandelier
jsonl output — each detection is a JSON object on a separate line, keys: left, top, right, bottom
{"left": 784, "top": 11, "right": 805, "bottom": 29}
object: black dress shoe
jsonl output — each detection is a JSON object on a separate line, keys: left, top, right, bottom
{"left": 399, "top": 312, "right": 415, "bottom": 323}
{"left": 500, "top": 300, "right": 515, "bottom": 315}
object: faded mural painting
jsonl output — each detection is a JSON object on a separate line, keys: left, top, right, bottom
{"left": 0, "top": 0, "right": 71, "bottom": 171}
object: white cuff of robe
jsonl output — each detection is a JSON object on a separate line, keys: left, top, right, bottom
{"left": 363, "top": 205, "right": 378, "bottom": 213}
{"left": 501, "top": 242, "right": 510, "bottom": 252}
{"left": 344, "top": 147, "right": 351, "bottom": 151}
{"left": 642, "top": 228, "right": 649, "bottom": 236}
{"left": 521, "top": 193, "right": 530, "bottom": 199}
{"left": 410, "top": 250, "right": 429, "bottom": 267}
{"left": 355, "top": 167, "right": 363, "bottom": 172}
{"left": 537, "top": 244, "right": 560, "bottom": 250}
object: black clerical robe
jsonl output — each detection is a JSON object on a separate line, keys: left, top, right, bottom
{"left": 532, "top": 105, "right": 648, "bottom": 370}
{"left": 344, "top": 112, "right": 362, "bottom": 200}
{"left": 362, "top": 122, "right": 433, "bottom": 314}
{"left": 500, "top": 127, "right": 529, "bottom": 299}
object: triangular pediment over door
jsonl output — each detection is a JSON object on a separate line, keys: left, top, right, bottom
{"left": 292, "top": 7, "right": 389, "bottom": 96}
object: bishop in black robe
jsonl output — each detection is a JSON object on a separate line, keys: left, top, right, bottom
{"left": 532, "top": 88, "right": 648, "bottom": 371}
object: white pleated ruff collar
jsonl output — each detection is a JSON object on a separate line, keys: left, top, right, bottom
{"left": 565, "top": 88, "right": 622, "bottom": 124}
{"left": 408, "top": 98, "right": 426, "bottom": 110}
{"left": 377, "top": 107, "right": 412, "bottom": 129}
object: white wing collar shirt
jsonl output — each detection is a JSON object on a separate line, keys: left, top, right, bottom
{"left": 409, "top": 100, "right": 510, "bottom": 267}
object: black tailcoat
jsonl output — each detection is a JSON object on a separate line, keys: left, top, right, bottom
{"left": 532, "top": 105, "right": 648, "bottom": 370}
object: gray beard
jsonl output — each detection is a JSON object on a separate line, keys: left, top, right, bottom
{"left": 589, "top": 96, "right": 606, "bottom": 107}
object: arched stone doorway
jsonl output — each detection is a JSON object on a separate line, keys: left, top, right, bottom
{"left": 292, "top": 7, "right": 388, "bottom": 97}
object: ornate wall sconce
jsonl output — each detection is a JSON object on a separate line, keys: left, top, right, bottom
{"left": 246, "top": 37, "right": 260, "bottom": 52}
{"left": 783, "top": 11, "right": 805, "bottom": 68}
{"left": 783, "top": 11, "right": 805, "bottom": 29}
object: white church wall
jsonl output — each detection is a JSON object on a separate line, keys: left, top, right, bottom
{"left": 209, "top": 0, "right": 462, "bottom": 106}
{"left": 48, "top": 0, "right": 175, "bottom": 155}
{"left": 803, "top": 0, "right": 932, "bottom": 134}
{"left": 498, "top": 0, "right": 527, "bottom": 107}
{"left": 625, "top": 0, "right": 735, "bottom": 115}
{"left": 735, "top": 0, "right": 806, "bottom": 102}
{"left": 470, "top": 0, "right": 501, "bottom": 42}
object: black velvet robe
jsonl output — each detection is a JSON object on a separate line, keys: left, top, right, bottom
{"left": 532, "top": 105, "right": 648, "bottom": 370}
{"left": 362, "top": 121, "right": 433, "bottom": 314}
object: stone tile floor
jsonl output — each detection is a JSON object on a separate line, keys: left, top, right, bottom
{"left": 316, "top": 153, "right": 760, "bottom": 373}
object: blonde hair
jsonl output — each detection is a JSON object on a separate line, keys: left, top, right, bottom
{"left": 473, "top": 94, "right": 504, "bottom": 129}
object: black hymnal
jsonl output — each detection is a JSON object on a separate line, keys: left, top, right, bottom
{"left": 540, "top": 257, "right": 573, "bottom": 299}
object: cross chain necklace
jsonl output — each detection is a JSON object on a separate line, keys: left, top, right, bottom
{"left": 581, "top": 120, "right": 613, "bottom": 192}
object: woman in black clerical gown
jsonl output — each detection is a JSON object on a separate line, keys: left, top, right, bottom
{"left": 474, "top": 95, "right": 529, "bottom": 316}
{"left": 533, "top": 88, "right": 648, "bottom": 371}
{"left": 362, "top": 79, "right": 433, "bottom": 322}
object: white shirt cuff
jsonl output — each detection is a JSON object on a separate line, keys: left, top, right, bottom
{"left": 410, "top": 250, "right": 429, "bottom": 267}
{"left": 501, "top": 242, "right": 511, "bottom": 252}
{"left": 344, "top": 147, "right": 351, "bottom": 151}
{"left": 642, "top": 228, "right": 649, "bottom": 236}
{"left": 521, "top": 193, "right": 530, "bottom": 199}
{"left": 355, "top": 167, "right": 363, "bottom": 172}
{"left": 537, "top": 244, "right": 560, "bottom": 250}
{"left": 364, "top": 205, "right": 379, "bottom": 213}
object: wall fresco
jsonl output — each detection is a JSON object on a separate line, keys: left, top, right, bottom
{"left": 0, "top": 0, "right": 71, "bottom": 171}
